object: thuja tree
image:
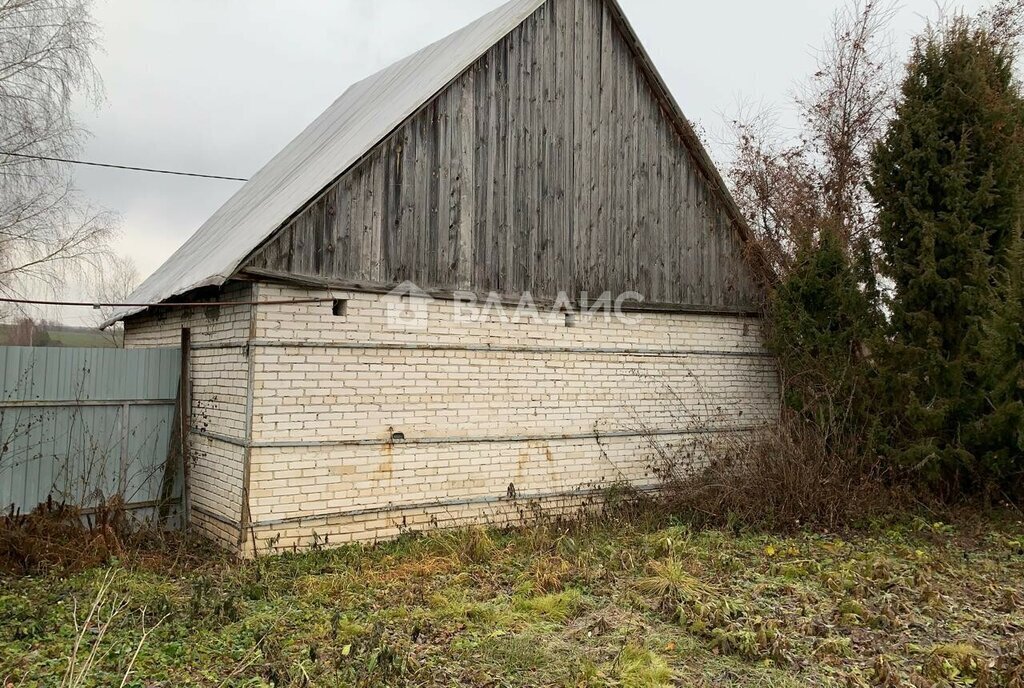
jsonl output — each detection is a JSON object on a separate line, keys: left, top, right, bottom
{"left": 970, "top": 240, "right": 1024, "bottom": 484}
{"left": 766, "top": 229, "right": 880, "bottom": 454}
{"left": 869, "top": 15, "right": 1024, "bottom": 489}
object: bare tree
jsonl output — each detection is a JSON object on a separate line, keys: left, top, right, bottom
{"left": 5, "top": 315, "right": 37, "bottom": 344}
{"left": 90, "top": 254, "right": 137, "bottom": 332}
{"left": 727, "top": 0, "right": 896, "bottom": 275}
{"left": 977, "top": 0, "right": 1024, "bottom": 49}
{"left": 801, "top": 0, "right": 897, "bottom": 251}
{"left": 727, "top": 106, "right": 822, "bottom": 275}
{"left": 0, "top": 0, "right": 116, "bottom": 301}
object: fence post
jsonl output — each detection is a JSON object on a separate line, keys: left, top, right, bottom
{"left": 119, "top": 401, "right": 130, "bottom": 496}
{"left": 180, "top": 328, "right": 191, "bottom": 527}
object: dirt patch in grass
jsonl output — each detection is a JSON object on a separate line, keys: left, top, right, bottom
{"left": 2, "top": 511, "right": 1024, "bottom": 686}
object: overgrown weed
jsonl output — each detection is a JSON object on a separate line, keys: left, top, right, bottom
{"left": 651, "top": 412, "right": 904, "bottom": 532}
{"left": 0, "top": 497, "right": 220, "bottom": 576}
{"left": 2, "top": 508, "right": 1023, "bottom": 686}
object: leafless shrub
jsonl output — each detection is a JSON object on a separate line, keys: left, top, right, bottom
{"left": 727, "top": 0, "right": 897, "bottom": 275}
{"left": 61, "top": 569, "right": 133, "bottom": 688}
{"left": 0, "top": 497, "right": 126, "bottom": 574}
{"left": 632, "top": 364, "right": 898, "bottom": 531}
{"left": 0, "top": 495, "right": 219, "bottom": 574}
{"left": 660, "top": 412, "right": 899, "bottom": 531}
{"left": 58, "top": 568, "right": 167, "bottom": 688}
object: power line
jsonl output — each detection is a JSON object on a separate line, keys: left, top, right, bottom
{"left": 0, "top": 296, "right": 331, "bottom": 309}
{"left": 0, "top": 151, "right": 249, "bottom": 182}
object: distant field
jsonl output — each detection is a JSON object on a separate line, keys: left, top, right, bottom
{"left": 2, "top": 512, "right": 1023, "bottom": 687}
{"left": 0, "top": 325, "right": 122, "bottom": 348}
{"left": 43, "top": 328, "right": 122, "bottom": 348}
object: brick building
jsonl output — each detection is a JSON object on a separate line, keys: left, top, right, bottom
{"left": 109, "top": 0, "right": 780, "bottom": 555}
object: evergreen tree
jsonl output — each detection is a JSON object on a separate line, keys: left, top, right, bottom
{"left": 869, "top": 16, "right": 1024, "bottom": 488}
{"left": 767, "top": 229, "right": 879, "bottom": 452}
{"left": 969, "top": 240, "right": 1024, "bottom": 485}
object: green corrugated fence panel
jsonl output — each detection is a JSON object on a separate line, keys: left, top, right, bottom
{"left": 0, "top": 347, "right": 179, "bottom": 402}
{"left": 0, "top": 346, "right": 181, "bottom": 521}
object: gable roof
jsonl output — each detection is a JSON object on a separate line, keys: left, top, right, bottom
{"left": 109, "top": 0, "right": 757, "bottom": 326}
{"left": 107, "top": 0, "right": 544, "bottom": 325}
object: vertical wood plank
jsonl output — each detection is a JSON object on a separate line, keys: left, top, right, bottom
{"left": 237, "top": 0, "right": 760, "bottom": 311}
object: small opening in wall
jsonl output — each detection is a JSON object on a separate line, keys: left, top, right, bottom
{"left": 564, "top": 312, "right": 576, "bottom": 328}
{"left": 391, "top": 431, "right": 406, "bottom": 442}
{"left": 332, "top": 299, "right": 347, "bottom": 317}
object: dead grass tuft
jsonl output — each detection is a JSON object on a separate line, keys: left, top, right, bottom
{"left": 637, "top": 558, "right": 712, "bottom": 615}
{"left": 434, "top": 526, "right": 499, "bottom": 565}
{"left": 525, "top": 554, "right": 574, "bottom": 593}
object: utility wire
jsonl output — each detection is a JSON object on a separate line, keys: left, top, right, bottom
{"left": 0, "top": 151, "right": 249, "bottom": 182}
{"left": 0, "top": 297, "right": 331, "bottom": 309}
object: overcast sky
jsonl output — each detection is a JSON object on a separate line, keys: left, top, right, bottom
{"left": 53, "top": 0, "right": 988, "bottom": 326}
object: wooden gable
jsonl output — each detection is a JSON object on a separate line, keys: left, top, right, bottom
{"left": 244, "top": 0, "right": 761, "bottom": 311}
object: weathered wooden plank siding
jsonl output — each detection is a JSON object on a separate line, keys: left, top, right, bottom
{"left": 246, "top": 0, "right": 757, "bottom": 309}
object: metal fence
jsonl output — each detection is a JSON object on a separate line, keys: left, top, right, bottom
{"left": 0, "top": 346, "right": 182, "bottom": 522}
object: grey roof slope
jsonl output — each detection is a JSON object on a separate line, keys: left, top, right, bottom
{"left": 106, "top": 0, "right": 544, "bottom": 325}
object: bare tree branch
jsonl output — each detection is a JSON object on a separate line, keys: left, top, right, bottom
{"left": 725, "top": 0, "right": 897, "bottom": 276}
{"left": 89, "top": 253, "right": 136, "bottom": 342}
{"left": 0, "top": 0, "right": 117, "bottom": 303}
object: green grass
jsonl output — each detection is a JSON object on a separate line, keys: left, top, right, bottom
{"left": 2, "top": 512, "right": 1024, "bottom": 686}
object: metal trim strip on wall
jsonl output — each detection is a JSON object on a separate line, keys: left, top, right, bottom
{"left": 190, "top": 339, "right": 776, "bottom": 359}
{"left": 191, "top": 424, "right": 763, "bottom": 450}
{"left": 192, "top": 504, "right": 242, "bottom": 530}
{"left": 252, "top": 483, "right": 663, "bottom": 529}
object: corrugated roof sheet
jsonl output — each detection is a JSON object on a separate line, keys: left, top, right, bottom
{"left": 107, "top": 0, "right": 544, "bottom": 325}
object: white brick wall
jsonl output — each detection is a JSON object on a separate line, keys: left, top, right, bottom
{"left": 245, "top": 284, "right": 779, "bottom": 555}
{"left": 255, "top": 285, "right": 767, "bottom": 353}
{"left": 123, "top": 283, "right": 254, "bottom": 348}
{"left": 251, "top": 349, "right": 777, "bottom": 442}
{"left": 123, "top": 282, "right": 254, "bottom": 551}
{"left": 124, "top": 281, "right": 780, "bottom": 555}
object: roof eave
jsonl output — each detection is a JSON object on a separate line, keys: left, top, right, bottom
{"left": 99, "top": 273, "right": 231, "bottom": 329}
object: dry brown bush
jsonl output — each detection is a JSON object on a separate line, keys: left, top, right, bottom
{"left": 0, "top": 497, "right": 217, "bottom": 575}
{"left": 0, "top": 497, "right": 127, "bottom": 574}
{"left": 654, "top": 413, "right": 905, "bottom": 532}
